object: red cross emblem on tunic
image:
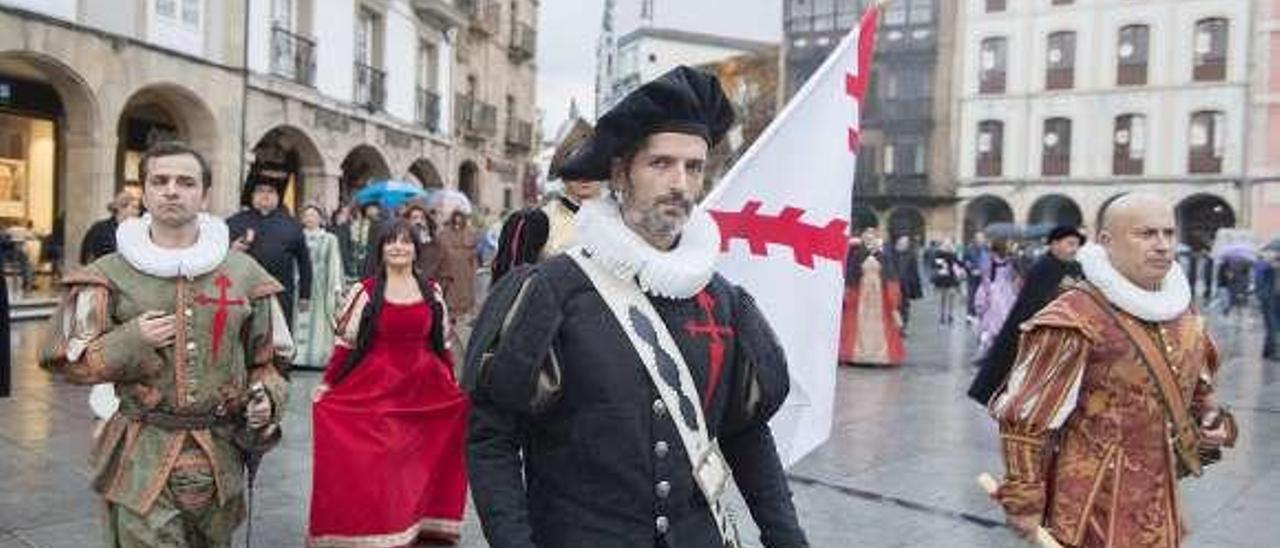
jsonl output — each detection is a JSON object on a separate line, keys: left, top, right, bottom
{"left": 684, "top": 291, "right": 734, "bottom": 409}
{"left": 194, "top": 274, "right": 245, "bottom": 361}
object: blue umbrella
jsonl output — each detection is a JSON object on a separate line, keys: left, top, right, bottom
{"left": 353, "top": 179, "right": 428, "bottom": 209}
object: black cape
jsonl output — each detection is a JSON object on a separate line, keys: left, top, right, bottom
{"left": 79, "top": 217, "right": 119, "bottom": 265}
{"left": 463, "top": 255, "right": 808, "bottom": 548}
{"left": 226, "top": 208, "right": 312, "bottom": 322}
{"left": 967, "top": 254, "right": 1083, "bottom": 405}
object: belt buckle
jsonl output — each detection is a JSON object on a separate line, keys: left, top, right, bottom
{"left": 694, "top": 444, "right": 729, "bottom": 502}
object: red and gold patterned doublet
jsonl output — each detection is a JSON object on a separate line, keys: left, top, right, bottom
{"left": 991, "top": 284, "right": 1223, "bottom": 548}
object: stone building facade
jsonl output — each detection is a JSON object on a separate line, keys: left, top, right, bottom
{"left": 0, "top": 0, "right": 538, "bottom": 274}
{"left": 782, "top": 0, "right": 959, "bottom": 244}
{"left": 1248, "top": 0, "right": 1280, "bottom": 239}
{"left": 955, "top": 0, "right": 1250, "bottom": 248}
{"left": 0, "top": 1, "right": 249, "bottom": 269}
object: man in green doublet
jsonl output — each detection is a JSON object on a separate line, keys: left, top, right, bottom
{"left": 41, "top": 142, "right": 293, "bottom": 547}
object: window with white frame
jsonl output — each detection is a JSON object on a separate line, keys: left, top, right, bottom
{"left": 150, "top": 0, "right": 203, "bottom": 56}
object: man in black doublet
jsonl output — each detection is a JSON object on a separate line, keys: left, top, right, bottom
{"left": 463, "top": 66, "right": 808, "bottom": 548}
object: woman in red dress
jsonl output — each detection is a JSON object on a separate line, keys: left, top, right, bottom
{"left": 309, "top": 220, "right": 468, "bottom": 547}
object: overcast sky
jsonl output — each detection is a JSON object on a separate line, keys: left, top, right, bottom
{"left": 535, "top": 0, "right": 782, "bottom": 136}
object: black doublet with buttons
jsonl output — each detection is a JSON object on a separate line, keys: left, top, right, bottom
{"left": 464, "top": 255, "right": 809, "bottom": 548}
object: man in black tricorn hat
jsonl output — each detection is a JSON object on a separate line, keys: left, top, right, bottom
{"left": 227, "top": 164, "right": 312, "bottom": 331}
{"left": 967, "top": 224, "right": 1087, "bottom": 405}
{"left": 464, "top": 66, "right": 809, "bottom": 547}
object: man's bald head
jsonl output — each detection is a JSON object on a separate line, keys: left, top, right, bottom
{"left": 1097, "top": 192, "right": 1177, "bottom": 290}
{"left": 1099, "top": 193, "right": 1174, "bottom": 234}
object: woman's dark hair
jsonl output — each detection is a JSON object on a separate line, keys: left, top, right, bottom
{"left": 988, "top": 240, "right": 1013, "bottom": 281}
{"left": 491, "top": 208, "right": 550, "bottom": 282}
{"left": 330, "top": 219, "right": 447, "bottom": 384}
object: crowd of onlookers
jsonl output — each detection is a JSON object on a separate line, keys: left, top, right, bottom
{"left": 900, "top": 230, "right": 1280, "bottom": 363}
{"left": 0, "top": 182, "right": 515, "bottom": 370}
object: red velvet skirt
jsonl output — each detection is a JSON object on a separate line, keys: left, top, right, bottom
{"left": 309, "top": 325, "right": 468, "bottom": 546}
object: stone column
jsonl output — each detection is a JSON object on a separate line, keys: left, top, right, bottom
{"left": 301, "top": 167, "right": 341, "bottom": 214}
{"left": 61, "top": 130, "right": 113, "bottom": 270}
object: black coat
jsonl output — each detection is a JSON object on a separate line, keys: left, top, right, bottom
{"left": 930, "top": 250, "right": 964, "bottom": 288}
{"left": 463, "top": 255, "right": 808, "bottom": 548}
{"left": 226, "top": 208, "right": 312, "bottom": 302}
{"left": 79, "top": 217, "right": 119, "bottom": 265}
{"left": 967, "top": 254, "right": 1083, "bottom": 404}
{"left": 0, "top": 271, "right": 9, "bottom": 398}
{"left": 889, "top": 248, "right": 923, "bottom": 300}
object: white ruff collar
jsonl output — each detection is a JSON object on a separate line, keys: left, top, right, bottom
{"left": 116, "top": 213, "right": 229, "bottom": 279}
{"left": 574, "top": 195, "right": 719, "bottom": 299}
{"left": 1078, "top": 243, "right": 1190, "bottom": 322}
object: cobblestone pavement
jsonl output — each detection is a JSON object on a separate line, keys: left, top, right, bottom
{"left": 2, "top": 294, "right": 1276, "bottom": 547}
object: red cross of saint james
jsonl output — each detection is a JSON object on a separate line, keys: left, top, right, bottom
{"left": 194, "top": 274, "right": 245, "bottom": 361}
{"left": 684, "top": 291, "right": 734, "bottom": 409}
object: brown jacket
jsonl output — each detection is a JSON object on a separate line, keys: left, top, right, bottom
{"left": 435, "top": 224, "right": 477, "bottom": 317}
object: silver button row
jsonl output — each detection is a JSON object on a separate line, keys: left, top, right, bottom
{"left": 653, "top": 399, "right": 667, "bottom": 418}
{"left": 655, "top": 480, "right": 671, "bottom": 499}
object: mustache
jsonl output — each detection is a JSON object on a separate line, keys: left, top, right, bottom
{"left": 653, "top": 192, "right": 692, "bottom": 211}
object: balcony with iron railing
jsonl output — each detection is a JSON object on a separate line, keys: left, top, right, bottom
{"left": 416, "top": 87, "right": 441, "bottom": 131}
{"left": 980, "top": 70, "right": 1005, "bottom": 94}
{"left": 976, "top": 153, "right": 1003, "bottom": 178}
{"left": 411, "top": 0, "right": 467, "bottom": 28}
{"left": 854, "top": 174, "right": 932, "bottom": 199}
{"left": 1193, "top": 57, "right": 1226, "bottom": 82}
{"left": 1117, "top": 62, "right": 1147, "bottom": 86}
{"left": 458, "top": 0, "right": 500, "bottom": 35}
{"left": 509, "top": 22, "right": 536, "bottom": 61}
{"left": 455, "top": 94, "right": 497, "bottom": 138}
{"left": 1042, "top": 152, "right": 1070, "bottom": 176}
{"left": 1113, "top": 151, "right": 1144, "bottom": 176}
{"left": 505, "top": 117, "right": 533, "bottom": 150}
{"left": 270, "top": 26, "right": 316, "bottom": 87}
{"left": 1188, "top": 148, "right": 1222, "bottom": 174}
{"left": 354, "top": 63, "right": 386, "bottom": 112}
{"left": 863, "top": 97, "right": 933, "bottom": 125}
{"left": 1046, "top": 67, "right": 1074, "bottom": 90}
{"left": 876, "top": 27, "right": 938, "bottom": 54}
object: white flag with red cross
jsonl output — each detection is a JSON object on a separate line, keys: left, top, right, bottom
{"left": 700, "top": 4, "right": 879, "bottom": 467}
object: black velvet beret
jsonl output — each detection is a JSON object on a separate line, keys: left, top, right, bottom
{"left": 557, "top": 65, "right": 734, "bottom": 181}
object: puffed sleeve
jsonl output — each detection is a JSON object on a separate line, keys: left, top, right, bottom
{"left": 1191, "top": 327, "right": 1237, "bottom": 450}
{"left": 720, "top": 285, "right": 808, "bottom": 548}
{"left": 323, "top": 282, "right": 370, "bottom": 385}
{"left": 40, "top": 269, "right": 163, "bottom": 384}
{"left": 722, "top": 286, "right": 790, "bottom": 435}
{"left": 987, "top": 300, "right": 1093, "bottom": 518}
{"left": 463, "top": 264, "right": 562, "bottom": 548}
{"left": 243, "top": 280, "right": 292, "bottom": 431}
{"left": 461, "top": 265, "right": 564, "bottom": 416}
